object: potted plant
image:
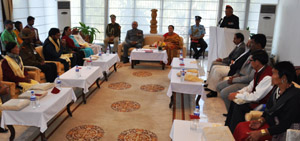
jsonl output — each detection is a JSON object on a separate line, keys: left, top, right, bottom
{"left": 75, "top": 22, "right": 100, "bottom": 43}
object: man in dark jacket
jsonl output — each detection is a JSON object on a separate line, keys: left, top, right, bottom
{"left": 220, "top": 5, "right": 239, "bottom": 29}
{"left": 43, "top": 28, "right": 69, "bottom": 72}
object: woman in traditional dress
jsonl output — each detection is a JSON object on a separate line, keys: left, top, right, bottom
{"left": 163, "top": 25, "right": 182, "bottom": 65}
{"left": 233, "top": 61, "right": 300, "bottom": 141}
{"left": 1, "top": 42, "right": 38, "bottom": 91}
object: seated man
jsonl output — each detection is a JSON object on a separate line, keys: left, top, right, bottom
{"left": 24, "top": 16, "right": 43, "bottom": 46}
{"left": 0, "top": 84, "right": 10, "bottom": 133}
{"left": 216, "top": 34, "right": 267, "bottom": 110}
{"left": 225, "top": 50, "right": 273, "bottom": 133}
{"left": 103, "top": 14, "right": 120, "bottom": 53}
{"left": 19, "top": 28, "right": 57, "bottom": 82}
{"left": 234, "top": 61, "right": 300, "bottom": 141}
{"left": 122, "top": 21, "right": 144, "bottom": 63}
{"left": 1, "top": 20, "right": 18, "bottom": 55}
{"left": 189, "top": 16, "right": 207, "bottom": 59}
{"left": 205, "top": 33, "right": 246, "bottom": 97}
{"left": 2, "top": 42, "right": 39, "bottom": 91}
{"left": 210, "top": 33, "right": 245, "bottom": 68}
{"left": 43, "top": 28, "right": 69, "bottom": 72}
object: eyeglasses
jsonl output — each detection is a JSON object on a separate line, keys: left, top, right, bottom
{"left": 250, "top": 59, "right": 254, "bottom": 62}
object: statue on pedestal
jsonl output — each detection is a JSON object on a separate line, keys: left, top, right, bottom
{"left": 150, "top": 9, "right": 158, "bottom": 34}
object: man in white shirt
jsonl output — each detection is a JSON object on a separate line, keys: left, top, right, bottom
{"left": 225, "top": 50, "right": 274, "bottom": 133}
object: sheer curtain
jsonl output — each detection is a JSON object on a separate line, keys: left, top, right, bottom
{"left": 71, "top": 0, "right": 81, "bottom": 28}
{"left": 84, "top": 0, "right": 105, "bottom": 43}
{"left": 12, "top": 0, "right": 57, "bottom": 42}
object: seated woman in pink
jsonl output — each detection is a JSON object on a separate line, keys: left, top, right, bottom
{"left": 163, "top": 25, "right": 181, "bottom": 65}
{"left": 233, "top": 61, "right": 300, "bottom": 141}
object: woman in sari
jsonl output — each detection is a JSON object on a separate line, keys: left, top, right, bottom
{"left": 62, "top": 26, "right": 93, "bottom": 58}
{"left": 1, "top": 42, "right": 38, "bottom": 91}
{"left": 163, "top": 25, "right": 182, "bottom": 65}
{"left": 233, "top": 61, "right": 300, "bottom": 141}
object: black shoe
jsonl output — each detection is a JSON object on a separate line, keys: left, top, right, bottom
{"left": 222, "top": 114, "right": 228, "bottom": 117}
{"left": 206, "top": 91, "right": 217, "bottom": 98}
{"left": 0, "top": 127, "right": 8, "bottom": 133}
{"left": 204, "top": 80, "right": 206, "bottom": 83}
{"left": 204, "top": 87, "right": 211, "bottom": 91}
{"left": 122, "top": 56, "right": 129, "bottom": 63}
{"left": 203, "top": 84, "right": 208, "bottom": 87}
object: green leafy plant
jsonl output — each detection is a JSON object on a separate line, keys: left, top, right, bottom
{"left": 246, "top": 27, "right": 255, "bottom": 37}
{"left": 75, "top": 22, "right": 100, "bottom": 43}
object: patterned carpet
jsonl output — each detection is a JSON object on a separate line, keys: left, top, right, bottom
{"left": 48, "top": 62, "right": 173, "bottom": 141}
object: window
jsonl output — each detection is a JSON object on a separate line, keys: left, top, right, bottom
{"left": 12, "top": 0, "right": 58, "bottom": 42}
{"left": 222, "top": 0, "right": 247, "bottom": 29}
{"left": 71, "top": 0, "right": 81, "bottom": 27}
{"left": 84, "top": 0, "right": 105, "bottom": 43}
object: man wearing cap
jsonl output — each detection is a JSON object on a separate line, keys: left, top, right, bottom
{"left": 189, "top": 16, "right": 207, "bottom": 59}
{"left": 19, "top": 28, "right": 57, "bottom": 82}
{"left": 220, "top": 5, "right": 239, "bottom": 29}
{"left": 1, "top": 20, "right": 18, "bottom": 55}
{"left": 25, "top": 16, "right": 43, "bottom": 46}
{"left": 103, "top": 14, "right": 120, "bottom": 53}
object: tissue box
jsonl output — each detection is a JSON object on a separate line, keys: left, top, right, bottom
{"left": 29, "top": 83, "right": 55, "bottom": 91}
{"left": 19, "top": 90, "right": 48, "bottom": 99}
{"left": 0, "top": 99, "right": 30, "bottom": 111}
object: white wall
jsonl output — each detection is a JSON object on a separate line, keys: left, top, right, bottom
{"left": 272, "top": 0, "right": 300, "bottom": 66}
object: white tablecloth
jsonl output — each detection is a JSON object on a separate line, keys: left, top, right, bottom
{"left": 84, "top": 54, "right": 120, "bottom": 73}
{"left": 170, "top": 120, "right": 219, "bottom": 141}
{"left": 1, "top": 88, "right": 76, "bottom": 132}
{"left": 208, "top": 26, "right": 250, "bottom": 70}
{"left": 171, "top": 57, "right": 199, "bottom": 69}
{"left": 130, "top": 49, "right": 168, "bottom": 64}
{"left": 59, "top": 66, "right": 103, "bottom": 94}
{"left": 166, "top": 69, "right": 205, "bottom": 98}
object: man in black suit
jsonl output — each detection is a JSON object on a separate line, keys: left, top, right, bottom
{"left": 220, "top": 5, "right": 240, "bottom": 29}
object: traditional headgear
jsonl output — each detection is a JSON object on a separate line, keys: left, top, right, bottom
{"left": 195, "top": 16, "right": 202, "bottom": 20}
{"left": 226, "top": 5, "right": 233, "bottom": 10}
{"left": 110, "top": 14, "right": 116, "bottom": 18}
{"left": 19, "top": 28, "right": 35, "bottom": 39}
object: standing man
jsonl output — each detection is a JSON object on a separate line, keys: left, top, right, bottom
{"left": 25, "top": 16, "right": 43, "bottom": 46}
{"left": 220, "top": 5, "right": 240, "bottom": 29}
{"left": 189, "top": 16, "right": 207, "bottom": 59}
{"left": 1, "top": 20, "right": 18, "bottom": 55}
{"left": 122, "top": 21, "right": 144, "bottom": 63}
{"left": 104, "top": 14, "right": 120, "bottom": 54}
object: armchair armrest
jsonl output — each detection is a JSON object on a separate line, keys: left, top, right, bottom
{"left": 1, "top": 81, "right": 17, "bottom": 98}
{"left": 24, "top": 66, "right": 41, "bottom": 71}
